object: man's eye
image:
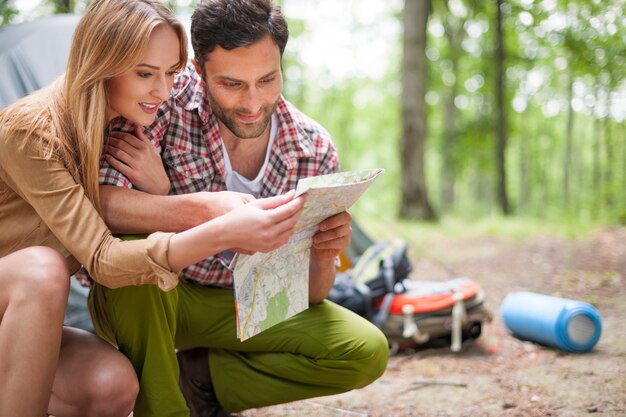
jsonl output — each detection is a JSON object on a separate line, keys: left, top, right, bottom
{"left": 260, "top": 77, "right": 275, "bottom": 84}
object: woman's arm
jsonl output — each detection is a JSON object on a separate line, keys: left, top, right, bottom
{"left": 0, "top": 133, "right": 303, "bottom": 290}
{"left": 167, "top": 191, "right": 304, "bottom": 270}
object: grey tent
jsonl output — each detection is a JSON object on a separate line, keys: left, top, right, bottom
{"left": 0, "top": 14, "right": 80, "bottom": 108}
{"left": 0, "top": 14, "right": 93, "bottom": 331}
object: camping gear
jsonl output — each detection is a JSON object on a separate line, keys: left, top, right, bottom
{"left": 329, "top": 224, "right": 492, "bottom": 352}
{"left": 376, "top": 277, "right": 491, "bottom": 352}
{"left": 0, "top": 14, "right": 81, "bottom": 108}
{"left": 500, "top": 291, "right": 602, "bottom": 353}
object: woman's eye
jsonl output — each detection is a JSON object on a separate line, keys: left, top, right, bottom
{"left": 138, "top": 72, "right": 152, "bottom": 78}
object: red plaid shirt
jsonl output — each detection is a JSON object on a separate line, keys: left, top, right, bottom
{"left": 100, "top": 64, "right": 339, "bottom": 287}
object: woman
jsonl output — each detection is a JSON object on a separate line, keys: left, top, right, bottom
{"left": 0, "top": 1, "right": 304, "bottom": 416}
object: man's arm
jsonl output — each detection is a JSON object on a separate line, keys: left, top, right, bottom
{"left": 308, "top": 210, "right": 352, "bottom": 303}
{"left": 100, "top": 185, "right": 254, "bottom": 234}
{"left": 301, "top": 118, "right": 344, "bottom": 302}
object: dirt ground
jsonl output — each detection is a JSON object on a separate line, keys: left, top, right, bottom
{"left": 242, "top": 226, "right": 626, "bottom": 417}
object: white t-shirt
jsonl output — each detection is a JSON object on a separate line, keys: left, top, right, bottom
{"left": 221, "top": 114, "right": 278, "bottom": 197}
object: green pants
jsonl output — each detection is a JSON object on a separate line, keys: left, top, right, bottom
{"left": 89, "top": 280, "right": 389, "bottom": 416}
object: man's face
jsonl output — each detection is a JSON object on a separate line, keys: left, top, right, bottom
{"left": 197, "top": 34, "right": 283, "bottom": 140}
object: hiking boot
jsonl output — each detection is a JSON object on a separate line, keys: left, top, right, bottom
{"left": 177, "top": 348, "right": 233, "bottom": 417}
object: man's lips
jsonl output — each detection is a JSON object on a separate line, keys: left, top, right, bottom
{"left": 236, "top": 111, "right": 262, "bottom": 123}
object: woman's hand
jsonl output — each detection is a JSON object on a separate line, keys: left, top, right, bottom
{"left": 224, "top": 190, "right": 306, "bottom": 253}
{"left": 167, "top": 191, "right": 305, "bottom": 272}
{"left": 104, "top": 126, "right": 171, "bottom": 195}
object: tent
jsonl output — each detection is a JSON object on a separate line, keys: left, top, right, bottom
{"left": 0, "top": 14, "right": 80, "bottom": 108}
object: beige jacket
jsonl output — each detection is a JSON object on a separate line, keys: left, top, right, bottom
{"left": 0, "top": 127, "right": 178, "bottom": 291}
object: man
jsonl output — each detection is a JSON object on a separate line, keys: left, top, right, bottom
{"left": 94, "top": 0, "right": 389, "bottom": 416}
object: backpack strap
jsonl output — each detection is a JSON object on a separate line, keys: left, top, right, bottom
{"left": 372, "top": 292, "right": 395, "bottom": 328}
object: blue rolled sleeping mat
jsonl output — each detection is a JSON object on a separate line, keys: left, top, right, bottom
{"left": 500, "top": 291, "right": 602, "bottom": 353}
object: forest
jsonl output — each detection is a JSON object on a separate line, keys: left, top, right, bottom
{"left": 2, "top": 0, "right": 624, "bottom": 226}
{"left": 2, "top": 3, "right": 624, "bottom": 415}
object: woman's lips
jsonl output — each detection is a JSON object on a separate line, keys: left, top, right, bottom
{"left": 140, "top": 102, "right": 159, "bottom": 114}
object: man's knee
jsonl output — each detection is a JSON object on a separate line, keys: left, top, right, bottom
{"left": 327, "top": 320, "right": 389, "bottom": 391}
{"left": 99, "top": 284, "right": 178, "bottom": 344}
{"left": 107, "top": 284, "right": 175, "bottom": 318}
{"left": 349, "top": 326, "right": 389, "bottom": 388}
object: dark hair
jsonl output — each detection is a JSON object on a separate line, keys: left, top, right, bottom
{"left": 191, "top": 0, "right": 288, "bottom": 68}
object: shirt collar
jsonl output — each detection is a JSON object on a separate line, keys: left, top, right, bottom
{"left": 172, "top": 64, "right": 211, "bottom": 125}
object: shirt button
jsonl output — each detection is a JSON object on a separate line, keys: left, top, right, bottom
{"left": 185, "top": 170, "right": 190, "bottom": 178}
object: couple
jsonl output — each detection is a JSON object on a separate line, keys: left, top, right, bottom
{"left": 0, "top": 0, "right": 389, "bottom": 416}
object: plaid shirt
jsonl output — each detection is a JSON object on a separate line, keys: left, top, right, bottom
{"left": 100, "top": 64, "right": 339, "bottom": 287}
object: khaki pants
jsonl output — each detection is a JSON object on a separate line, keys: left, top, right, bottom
{"left": 89, "top": 279, "right": 389, "bottom": 416}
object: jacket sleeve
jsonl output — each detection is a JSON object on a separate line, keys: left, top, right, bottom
{"left": 0, "top": 132, "right": 179, "bottom": 291}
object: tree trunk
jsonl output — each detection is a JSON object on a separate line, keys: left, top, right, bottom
{"left": 400, "top": 0, "right": 437, "bottom": 221}
{"left": 494, "top": 0, "right": 511, "bottom": 214}
{"left": 441, "top": 80, "right": 458, "bottom": 210}
{"left": 604, "top": 92, "right": 613, "bottom": 210}
{"left": 563, "top": 71, "right": 574, "bottom": 209}
{"left": 518, "top": 113, "right": 530, "bottom": 213}
{"left": 440, "top": 5, "right": 466, "bottom": 211}
{"left": 592, "top": 100, "right": 602, "bottom": 217}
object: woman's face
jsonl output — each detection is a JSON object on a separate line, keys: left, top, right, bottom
{"left": 106, "top": 25, "right": 181, "bottom": 125}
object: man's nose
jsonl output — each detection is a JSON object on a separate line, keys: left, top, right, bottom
{"left": 240, "top": 87, "right": 262, "bottom": 113}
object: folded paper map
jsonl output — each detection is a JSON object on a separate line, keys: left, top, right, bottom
{"left": 231, "top": 168, "right": 384, "bottom": 341}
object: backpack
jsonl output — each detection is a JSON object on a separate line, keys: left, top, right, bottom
{"left": 329, "top": 239, "right": 411, "bottom": 318}
{"left": 328, "top": 238, "right": 492, "bottom": 352}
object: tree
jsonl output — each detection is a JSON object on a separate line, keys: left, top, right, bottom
{"left": 400, "top": 0, "right": 437, "bottom": 221}
{"left": 494, "top": 0, "right": 511, "bottom": 214}
{"left": 0, "top": 0, "right": 18, "bottom": 26}
{"left": 438, "top": 0, "right": 469, "bottom": 210}
{"left": 47, "top": 0, "right": 72, "bottom": 13}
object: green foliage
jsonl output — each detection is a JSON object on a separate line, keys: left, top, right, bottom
{"left": 0, "top": 0, "right": 18, "bottom": 26}
{"left": 7, "top": 0, "right": 624, "bottom": 226}
{"left": 44, "top": 0, "right": 73, "bottom": 13}
{"left": 284, "top": 0, "right": 626, "bottom": 225}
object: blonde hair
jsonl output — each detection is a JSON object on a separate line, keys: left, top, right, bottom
{"left": 0, "top": 0, "right": 187, "bottom": 212}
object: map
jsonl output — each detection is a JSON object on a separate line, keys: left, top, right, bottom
{"left": 232, "top": 168, "right": 384, "bottom": 341}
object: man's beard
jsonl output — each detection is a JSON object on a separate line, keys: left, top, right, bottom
{"left": 207, "top": 89, "right": 279, "bottom": 139}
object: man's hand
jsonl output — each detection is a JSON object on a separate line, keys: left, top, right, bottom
{"left": 104, "top": 126, "right": 171, "bottom": 195}
{"left": 196, "top": 190, "right": 256, "bottom": 220}
{"left": 311, "top": 211, "right": 352, "bottom": 261}
{"left": 308, "top": 210, "right": 352, "bottom": 303}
